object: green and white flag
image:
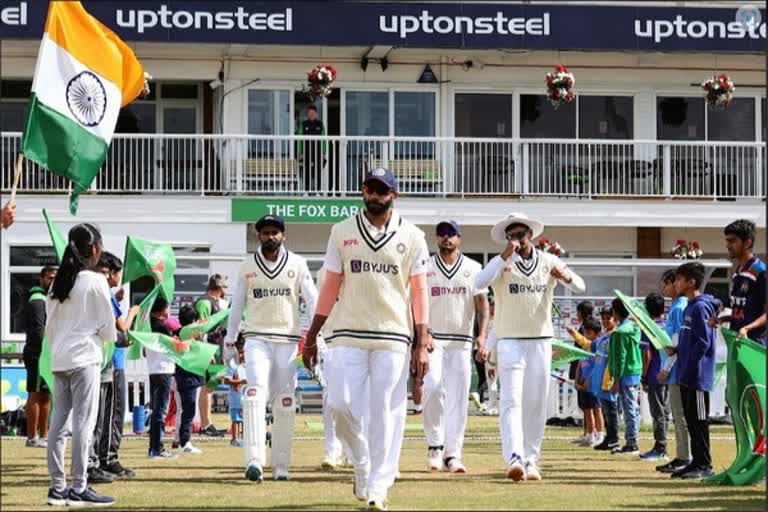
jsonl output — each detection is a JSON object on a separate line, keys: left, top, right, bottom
{"left": 127, "top": 331, "right": 219, "bottom": 377}
{"left": 122, "top": 237, "right": 176, "bottom": 302}
{"left": 551, "top": 339, "right": 594, "bottom": 369}
{"left": 615, "top": 289, "right": 671, "bottom": 350}
{"left": 127, "top": 284, "right": 162, "bottom": 360}
{"left": 178, "top": 309, "right": 230, "bottom": 341}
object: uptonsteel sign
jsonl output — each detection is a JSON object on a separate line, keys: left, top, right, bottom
{"left": 0, "top": 1, "right": 764, "bottom": 52}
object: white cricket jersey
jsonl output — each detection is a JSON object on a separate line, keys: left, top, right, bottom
{"left": 478, "top": 249, "right": 585, "bottom": 340}
{"left": 229, "top": 247, "right": 315, "bottom": 344}
{"left": 427, "top": 253, "right": 485, "bottom": 350}
{"left": 323, "top": 210, "right": 429, "bottom": 353}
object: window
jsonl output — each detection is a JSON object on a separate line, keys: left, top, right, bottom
{"left": 394, "top": 92, "right": 435, "bottom": 137}
{"left": 707, "top": 97, "right": 756, "bottom": 141}
{"left": 346, "top": 91, "right": 389, "bottom": 136}
{"left": 8, "top": 246, "right": 57, "bottom": 335}
{"left": 247, "top": 90, "right": 291, "bottom": 135}
{"left": 763, "top": 98, "right": 766, "bottom": 141}
{"left": 1, "top": 80, "right": 31, "bottom": 132}
{"left": 455, "top": 94, "right": 512, "bottom": 138}
{"left": 161, "top": 83, "right": 199, "bottom": 99}
{"left": 578, "top": 96, "right": 634, "bottom": 139}
{"left": 520, "top": 94, "right": 576, "bottom": 138}
{"left": 116, "top": 103, "right": 156, "bottom": 133}
{"left": 657, "top": 96, "right": 705, "bottom": 140}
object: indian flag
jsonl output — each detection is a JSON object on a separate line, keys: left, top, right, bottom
{"left": 21, "top": 1, "right": 145, "bottom": 214}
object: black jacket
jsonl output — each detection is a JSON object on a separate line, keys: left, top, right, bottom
{"left": 23, "top": 286, "right": 47, "bottom": 357}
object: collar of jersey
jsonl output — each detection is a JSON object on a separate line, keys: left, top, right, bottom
{"left": 254, "top": 245, "right": 288, "bottom": 280}
{"left": 513, "top": 248, "right": 540, "bottom": 277}
{"left": 435, "top": 252, "right": 463, "bottom": 280}
{"left": 356, "top": 210, "right": 402, "bottom": 252}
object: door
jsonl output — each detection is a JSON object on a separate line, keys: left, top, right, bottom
{"left": 160, "top": 104, "right": 199, "bottom": 191}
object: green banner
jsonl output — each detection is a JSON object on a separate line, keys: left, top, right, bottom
{"left": 615, "top": 289, "right": 671, "bottom": 350}
{"left": 122, "top": 237, "right": 176, "bottom": 302}
{"left": 43, "top": 209, "right": 67, "bottom": 264}
{"left": 127, "top": 284, "right": 162, "bottom": 360}
{"left": 127, "top": 331, "right": 219, "bottom": 377}
{"left": 206, "top": 364, "right": 228, "bottom": 391}
{"left": 551, "top": 339, "right": 594, "bottom": 369}
{"left": 231, "top": 198, "right": 362, "bottom": 224}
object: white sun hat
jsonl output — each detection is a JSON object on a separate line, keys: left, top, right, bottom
{"left": 490, "top": 212, "right": 545, "bottom": 245}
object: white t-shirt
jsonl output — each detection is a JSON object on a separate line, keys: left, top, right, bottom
{"left": 45, "top": 270, "right": 117, "bottom": 372}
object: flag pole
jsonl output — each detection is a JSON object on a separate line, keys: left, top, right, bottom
{"left": 10, "top": 152, "right": 24, "bottom": 205}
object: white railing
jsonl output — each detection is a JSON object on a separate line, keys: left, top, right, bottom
{"left": 2, "top": 133, "right": 765, "bottom": 199}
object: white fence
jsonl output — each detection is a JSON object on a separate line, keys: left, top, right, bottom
{"left": 2, "top": 132, "right": 765, "bottom": 199}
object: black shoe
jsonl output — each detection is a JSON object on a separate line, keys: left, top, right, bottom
{"left": 66, "top": 487, "right": 115, "bottom": 507}
{"left": 47, "top": 487, "right": 68, "bottom": 506}
{"left": 615, "top": 444, "right": 640, "bottom": 455}
{"left": 201, "top": 424, "right": 224, "bottom": 437}
{"left": 86, "top": 467, "right": 116, "bottom": 484}
{"left": 679, "top": 466, "right": 715, "bottom": 480}
{"left": 657, "top": 458, "right": 691, "bottom": 473}
{"left": 671, "top": 463, "right": 698, "bottom": 478}
{"left": 594, "top": 439, "right": 620, "bottom": 451}
{"left": 102, "top": 461, "right": 135, "bottom": 479}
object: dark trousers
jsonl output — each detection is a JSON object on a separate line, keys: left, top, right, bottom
{"left": 600, "top": 398, "right": 619, "bottom": 444}
{"left": 680, "top": 386, "right": 711, "bottom": 468}
{"left": 89, "top": 381, "right": 114, "bottom": 469}
{"left": 302, "top": 142, "right": 323, "bottom": 192}
{"left": 473, "top": 354, "right": 487, "bottom": 402}
{"left": 106, "top": 369, "right": 126, "bottom": 465}
{"left": 647, "top": 384, "right": 670, "bottom": 451}
{"left": 178, "top": 383, "right": 200, "bottom": 447}
{"left": 149, "top": 374, "right": 172, "bottom": 453}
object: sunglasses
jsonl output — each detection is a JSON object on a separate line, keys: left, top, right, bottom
{"left": 436, "top": 229, "right": 459, "bottom": 238}
{"left": 505, "top": 230, "right": 529, "bottom": 241}
{"left": 363, "top": 182, "right": 391, "bottom": 196}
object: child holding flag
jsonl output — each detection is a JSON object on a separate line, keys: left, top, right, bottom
{"left": 45, "top": 224, "right": 117, "bottom": 507}
{"left": 592, "top": 306, "right": 620, "bottom": 452}
{"left": 567, "top": 317, "right": 605, "bottom": 447}
{"left": 147, "top": 296, "right": 178, "bottom": 459}
{"left": 640, "top": 293, "right": 671, "bottom": 462}
{"left": 174, "top": 305, "right": 205, "bottom": 455}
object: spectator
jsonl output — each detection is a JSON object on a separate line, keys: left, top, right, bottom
{"left": 195, "top": 275, "right": 228, "bottom": 438}
{"left": 593, "top": 306, "right": 619, "bottom": 452}
{"left": 1, "top": 201, "right": 15, "bottom": 229}
{"left": 148, "top": 296, "right": 178, "bottom": 459}
{"left": 23, "top": 266, "right": 57, "bottom": 448}
{"left": 609, "top": 298, "right": 643, "bottom": 455}
{"left": 670, "top": 262, "right": 720, "bottom": 480}
{"left": 224, "top": 340, "right": 247, "bottom": 448}
{"left": 174, "top": 305, "right": 205, "bottom": 455}
{"left": 640, "top": 292, "right": 671, "bottom": 462}
{"left": 720, "top": 219, "right": 766, "bottom": 345}
{"left": 656, "top": 269, "right": 691, "bottom": 474}
{"left": 567, "top": 316, "right": 605, "bottom": 447}
{"left": 570, "top": 300, "right": 595, "bottom": 443}
{"left": 297, "top": 105, "right": 326, "bottom": 193}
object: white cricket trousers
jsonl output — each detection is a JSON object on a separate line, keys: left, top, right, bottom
{"left": 244, "top": 338, "right": 297, "bottom": 415}
{"left": 325, "top": 346, "right": 409, "bottom": 502}
{"left": 498, "top": 338, "right": 552, "bottom": 465}
{"left": 320, "top": 348, "right": 342, "bottom": 459}
{"left": 422, "top": 344, "right": 472, "bottom": 460}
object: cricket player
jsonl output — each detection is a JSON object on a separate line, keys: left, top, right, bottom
{"left": 422, "top": 220, "right": 489, "bottom": 473}
{"left": 475, "top": 213, "right": 585, "bottom": 482}
{"left": 223, "top": 214, "right": 318, "bottom": 482}
{"left": 303, "top": 168, "right": 431, "bottom": 511}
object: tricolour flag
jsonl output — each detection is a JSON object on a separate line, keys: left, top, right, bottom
{"left": 22, "top": 1, "right": 145, "bottom": 214}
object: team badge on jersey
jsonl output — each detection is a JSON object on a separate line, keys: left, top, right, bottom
{"left": 288, "top": 270, "right": 296, "bottom": 278}
{"left": 397, "top": 243, "right": 406, "bottom": 254}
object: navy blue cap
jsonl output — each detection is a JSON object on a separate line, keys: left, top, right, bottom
{"left": 255, "top": 214, "right": 285, "bottom": 232}
{"left": 436, "top": 220, "right": 461, "bottom": 236}
{"left": 363, "top": 167, "right": 398, "bottom": 192}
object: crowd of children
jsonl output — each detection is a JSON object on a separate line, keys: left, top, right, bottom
{"left": 566, "top": 261, "right": 722, "bottom": 480}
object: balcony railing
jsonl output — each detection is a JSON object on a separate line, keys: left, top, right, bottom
{"left": 1, "top": 133, "right": 765, "bottom": 199}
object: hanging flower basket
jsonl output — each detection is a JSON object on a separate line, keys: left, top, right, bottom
{"left": 672, "top": 239, "right": 704, "bottom": 260}
{"left": 701, "top": 74, "right": 734, "bottom": 110}
{"left": 536, "top": 238, "right": 566, "bottom": 257}
{"left": 303, "top": 64, "right": 337, "bottom": 101}
{"left": 545, "top": 65, "right": 575, "bottom": 109}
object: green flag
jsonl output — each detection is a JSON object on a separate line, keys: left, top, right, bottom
{"left": 206, "top": 364, "right": 228, "bottom": 391}
{"left": 127, "top": 331, "right": 219, "bottom": 377}
{"left": 714, "top": 361, "right": 727, "bottom": 388}
{"left": 551, "top": 339, "right": 594, "bottom": 368}
{"left": 178, "top": 309, "right": 230, "bottom": 341}
{"left": 38, "top": 337, "right": 116, "bottom": 396}
{"left": 122, "top": 237, "right": 176, "bottom": 301}
{"left": 43, "top": 209, "right": 67, "bottom": 264}
{"left": 127, "top": 284, "right": 162, "bottom": 360}
{"left": 705, "top": 329, "right": 766, "bottom": 486}
{"left": 615, "top": 289, "right": 671, "bottom": 350}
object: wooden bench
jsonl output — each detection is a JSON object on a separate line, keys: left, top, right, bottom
{"left": 370, "top": 159, "right": 443, "bottom": 190}
{"left": 236, "top": 158, "right": 300, "bottom": 191}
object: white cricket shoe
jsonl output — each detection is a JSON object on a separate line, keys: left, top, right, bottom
{"left": 394, "top": 470, "right": 401, "bottom": 480}
{"left": 368, "top": 498, "right": 389, "bottom": 511}
{"left": 427, "top": 447, "right": 444, "bottom": 471}
{"left": 273, "top": 465, "right": 290, "bottom": 481}
{"left": 353, "top": 467, "right": 368, "bottom": 502}
{"left": 524, "top": 461, "right": 542, "bottom": 481}
{"left": 181, "top": 442, "right": 202, "bottom": 454}
{"left": 245, "top": 461, "right": 263, "bottom": 483}
{"left": 469, "top": 392, "right": 484, "bottom": 411}
{"left": 321, "top": 456, "right": 338, "bottom": 470}
{"left": 445, "top": 458, "right": 467, "bottom": 474}
{"left": 506, "top": 456, "right": 525, "bottom": 482}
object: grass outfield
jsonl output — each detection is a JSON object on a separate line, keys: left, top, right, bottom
{"left": 1, "top": 415, "right": 763, "bottom": 511}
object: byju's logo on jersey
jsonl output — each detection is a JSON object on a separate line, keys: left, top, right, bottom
{"left": 431, "top": 286, "right": 468, "bottom": 297}
{"left": 253, "top": 288, "right": 292, "bottom": 299}
{"left": 350, "top": 259, "right": 400, "bottom": 275}
{"left": 509, "top": 283, "right": 548, "bottom": 294}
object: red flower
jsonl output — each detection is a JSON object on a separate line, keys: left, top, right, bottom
{"left": 691, "top": 241, "right": 701, "bottom": 249}
{"left": 676, "top": 239, "right": 686, "bottom": 245}
{"left": 556, "top": 64, "right": 567, "bottom": 73}
{"left": 546, "top": 74, "right": 554, "bottom": 84}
